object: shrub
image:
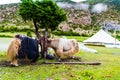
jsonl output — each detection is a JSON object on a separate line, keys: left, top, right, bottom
{"left": 52, "top": 30, "right": 80, "bottom": 36}
{"left": 26, "top": 31, "right": 32, "bottom": 37}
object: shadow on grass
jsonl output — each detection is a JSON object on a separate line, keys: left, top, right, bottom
{"left": 0, "top": 60, "right": 42, "bottom": 67}
{"left": 0, "top": 57, "right": 82, "bottom": 67}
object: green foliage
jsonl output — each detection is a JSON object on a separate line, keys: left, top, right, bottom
{"left": 0, "top": 24, "right": 18, "bottom": 32}
{"left": 0, "top": 25, "right": 34, "bottom": 32}
{"left": 52, "top": 30, "right": 80, "bottom": 36}
{"left": 26, "top": 31, "right": 32, "bottom": 37}
{"left": 19, "top": 0, "right": 67, "bottom": 31}
{"left": 0, "top": 34, "right": 13, "bottom": 38}
{"left": 0, "top": 32, "right": 34, "bottom": 38}
{"left": 19, "top": 0, "right": 35, "bottom": 21}
{"left": 66, "top": 36, "right": 89, "bottom": 42}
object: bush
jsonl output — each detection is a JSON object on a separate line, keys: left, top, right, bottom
{"left": 0, "top": 34, "right": 13, "bottom": 38}
{"left": 0, "top": 26, "right": 34, "bottom": 32}
{"left": 52, "top": 30, "right": 80, "bottom": 36}
{"left": 26, "top": 31, "right": 32, "bottom": 37}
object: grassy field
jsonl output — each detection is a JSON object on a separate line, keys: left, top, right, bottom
{"left": 0, "top": 36, "right": 120, "bottom": 80}
{"left": 66, "top": 36, "right": 89, "bottom": 42}
{"left": 0, "top": 32, "right": 36, "bottom": 38}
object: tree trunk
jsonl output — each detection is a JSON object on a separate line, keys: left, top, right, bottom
{"left": 40, "top": 37, "right": 44, "bottom": 58}
{"left": 33, "top": 20, "right": 41, "bottom": 40}
{"left": 33, "top": 19, "right": 48, "bottom": 58}
{"left": 42, "top": 29, "right": 48, "bottom": 58}
{"left": 33, "top": 20, "right": 44, "bottom": 58}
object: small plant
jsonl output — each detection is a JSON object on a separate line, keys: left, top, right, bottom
{"left": 26, "top": 31, "right": 32, "bottom": 37}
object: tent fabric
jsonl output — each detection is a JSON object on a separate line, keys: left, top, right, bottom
{"left": 83, "top": 29, "right": 120, "bottom": 48}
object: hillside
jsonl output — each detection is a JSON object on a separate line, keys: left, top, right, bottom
{"left": 0, "top": 1, "right": 120, "bottom": 35}
{"left": 0, "top": 3, "right": 33, "bottom": 32}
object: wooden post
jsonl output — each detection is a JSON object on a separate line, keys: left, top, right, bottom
{"left": 42, "top": 62, "right": 101, "bottom": 65}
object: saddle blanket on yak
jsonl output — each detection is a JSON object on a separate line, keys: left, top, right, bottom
{"left": 18, "top": 36, "right": 39, "bottom": 62}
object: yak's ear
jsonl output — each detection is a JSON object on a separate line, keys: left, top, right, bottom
{"left": 47, "top": 38, "right": 52, "bottom": 43}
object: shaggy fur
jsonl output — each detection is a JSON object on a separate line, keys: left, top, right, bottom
{"left": 18, "top": 36, "right": 39, "bottom": 62}
{"left": 47, "top": 38, "right": 79, "bottom": 59}
{"left": 7, "top": 38, "right": 21, "bottom": 66}
{"left": 7, "top": 35, "right": 39, "bottom": 66}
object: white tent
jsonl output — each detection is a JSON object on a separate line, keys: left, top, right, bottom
{"left": 83, "top": 29, "right": 120, "bottom": 48}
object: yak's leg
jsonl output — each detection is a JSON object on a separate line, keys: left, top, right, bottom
{"left": 74, "top": 43, "right": 79, "bottom": 53}
{"left": 63, "top": 47, "right": 75, "bottom": 57}
{"left": 56, "top": 50, "right": 64, "bottom": 61}
{"left": 11, "top": 56, "right": 18, "bottom": 67}
{"left": 63, "top": 46, "right": 79, "bottom": 58}
{"left": 54, "top": 53, "right": 60, "bottom": 60}
{"left": 12, "top": 59, "right": 18, "bottom": 66}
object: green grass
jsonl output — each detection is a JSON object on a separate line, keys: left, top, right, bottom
{"left": 0, "top": 47, "right": 120, "bottom": 80}
{"left": 78, "top": 46, "right": 120, "bottom": 80}
{"left": 0, "top": 36, "right": 120, "bottom": 80}
{"left": 0, "top": 32, "right": 20, "bottom": 37}
{"left": 0, "top": 32, "right": 36, "bottom": 38}
{"left": 66, "top": 36, "right": 89, "bottom": 42}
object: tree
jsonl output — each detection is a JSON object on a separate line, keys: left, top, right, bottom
{"left": 19, "top": 0, "right": 67, "bottom": 58}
